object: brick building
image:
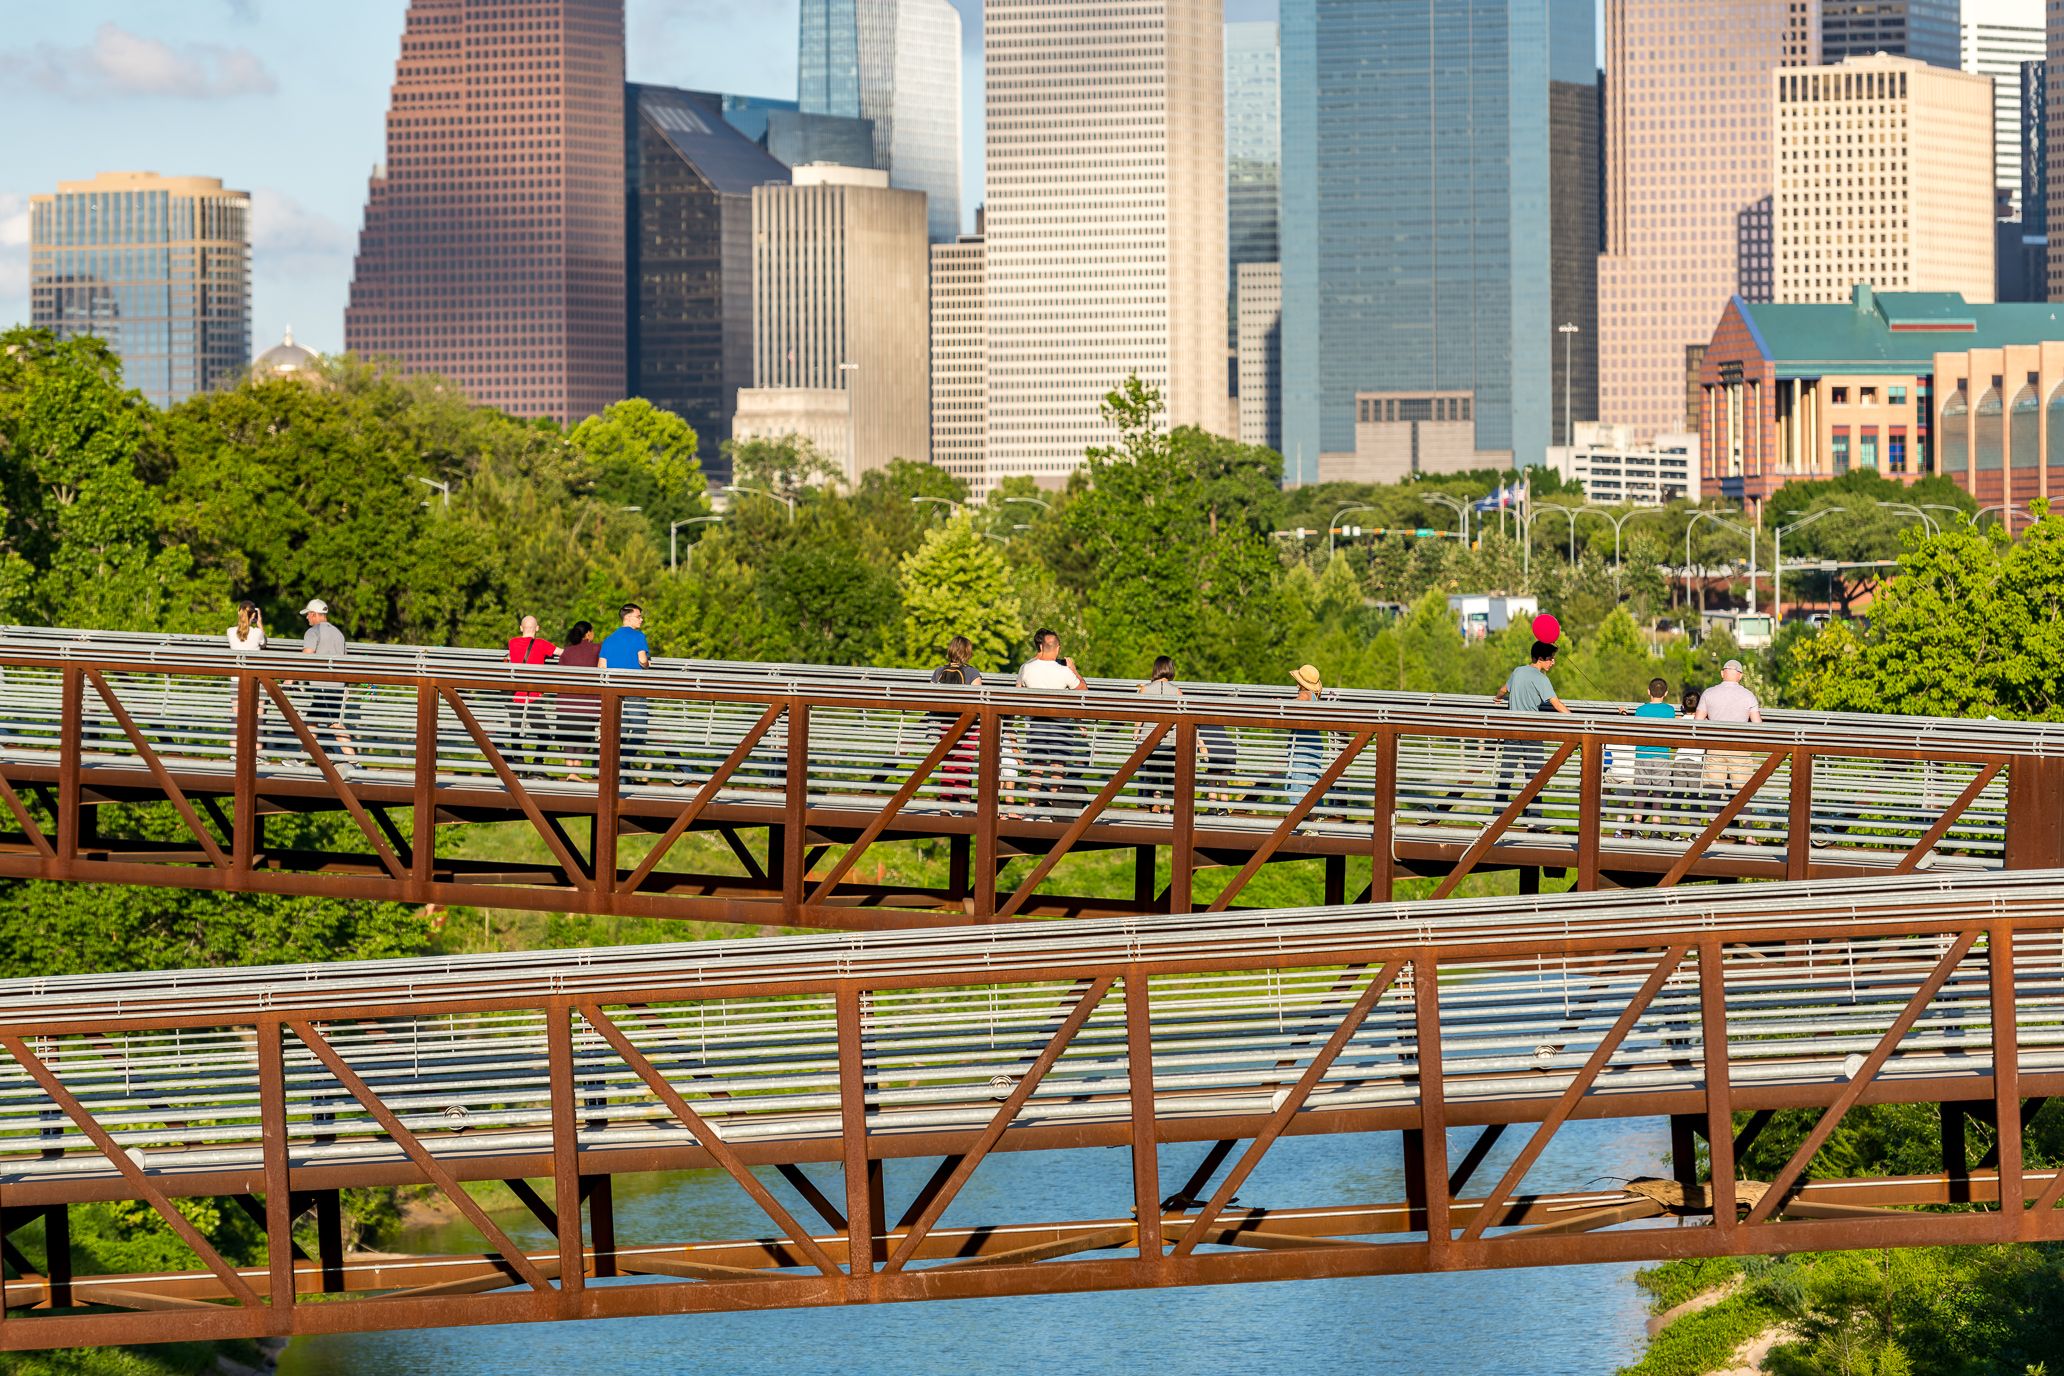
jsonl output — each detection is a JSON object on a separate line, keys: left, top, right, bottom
{"left": 1699, "top": 284, "right": 2064, "bottom": 530}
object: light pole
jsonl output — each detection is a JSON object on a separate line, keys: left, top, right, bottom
{"left": 1423, "top": 492, "right": 1470, "bottom": 546}
{"left": 1770, "top": 505, "right": 1843, "bottom": 623}
{"left": 670, "top": 514, "right": 722, "bottom": 571}
{"left": 1518, "top": 503, "right": 1580, "bottom": 584}
{"left": 414, "top": 476, "right": 450, "bottom": 509}
{"left": 1328, "top": 503, "right": 1381, "bottom": 559}
{"left": 911, "top": 496, "right": 963, "bottom": 518}
{"left": 1871, "top": 500, "right": 1937, "bottom": 537}
{"left": 838, "top": 360, "right": 859, "bottom": 479}
{"left": 726, "top": 484, "right": 795, "bottom": 522}
{"left": 1558, "top": 322, "right": 1579, "bottom": 450}
{"left": 1001, "top": 495, "right": 1053, "bottom": 513}
{"left": 1685, "top": 509, "right": 1758, "bottom": 616}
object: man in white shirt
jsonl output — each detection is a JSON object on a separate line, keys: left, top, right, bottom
{"left": 1694, "top": 658, "right": 1764, "bottom": 821}
{"left": 1016, "top": 629, "right": 1085, "bottom": 803}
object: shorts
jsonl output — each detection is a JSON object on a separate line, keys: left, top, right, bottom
{"left": 1702, "top": 751, "right": 1757, "bottom": 791}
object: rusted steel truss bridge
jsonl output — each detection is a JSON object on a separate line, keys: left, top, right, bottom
{"left": 0, "top": 871, "right": 2062, "bottom": 1348}
{"left": 1, "top": 627, "right": 2062, "bottom": 926}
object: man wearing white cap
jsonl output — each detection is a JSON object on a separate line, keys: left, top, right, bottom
{"left": 299, "top": 599, "right": 354, "bottom": 758}
{"left": 1695, "top": 659, "right": 1762, "bottom": 816}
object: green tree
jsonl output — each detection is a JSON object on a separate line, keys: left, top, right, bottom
{"left": 722, "top": 432, "right": 840, "bottom": 503}
{"left": 896, "top": 513, "right": 1026, "bottom": 670}
{"left": 568, "top": 398, "right": 709, "bottom": 548}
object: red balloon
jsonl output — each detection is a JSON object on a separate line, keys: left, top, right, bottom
{"left": 1532, "top": 613, "right": 1562, "bottom": 644}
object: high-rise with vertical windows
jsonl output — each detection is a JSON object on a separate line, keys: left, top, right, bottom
{"left": 1280, "top": 0, "right": 1593, "bottom": 482}
{"left": 984, "top": 0, "right": 1225, "bottom": 486}
{"left": 1226, "top": 21, "right": 1280, "bottom": 357}
{"left": 625, "top": 84, "right": 790, "bottom": 479}
{"left": 1774, "top": 56, "right": 1996, "bottom": 305}
{"left": 930, "top": 233, "right": 987, "bottom": 492}
{"left": 29, "top": 171, "right": 250, "bottom": 408}
{"left": 798, "top": 0, "right": 962, "bottom": 241}
{"left": 1823, "top": 0, "right": 1961, "bottom": 67}
{"left": 345, "top": 0, "right": 626, "bottom": 422}
{"left": 1598, "top": 0, "right": 1818, "bottom": 441}
{"left": 1963, "top": 0, "right": 2045, "bottom": 218}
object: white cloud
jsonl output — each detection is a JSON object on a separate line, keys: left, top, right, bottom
{"left": 250, "top": 188, "right": 350, "bottom": 262}
{"left": 0, "top": 23, "right": 277, "bottom": 100}
{"left": 0, "top": 194, "right": 28, "bottom": 331}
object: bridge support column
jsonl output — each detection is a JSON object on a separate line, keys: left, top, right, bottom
{"left": 585, "top": 1176, "right": 616, "bottom": 1278}
{"left": 1324, "top": 854, "right": 1346, "bottom": 907}
{"left": 43, "top": 1204, "right": 70, "bottom": 1308}
{"left": 315, "top": 1191, "right": 343, "bottom": 1294}
{"left": 1518, "top": 867, "right": 1540, "bottom": 897}
{"left": 1942, "top": 1103, "right": 1970, "bottom": 1204}
{"left": 950, "top": 836, "right": 971, "bottom": 903}
{"left": 1133, "top": 846, "right": 1155, "bottom": 909}
{"left": 1670, "top": 1116, "right": 1700, "bottom": 1193}
{"left": 2005, "top": 759, "right": 2064, "bottom": 870}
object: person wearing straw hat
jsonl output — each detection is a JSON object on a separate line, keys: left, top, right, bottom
{"left": 1286, "top": 664, "right": 1327, "bottom": 804}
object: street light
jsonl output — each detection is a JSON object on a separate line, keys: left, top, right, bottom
{"left": 1328, "top": 503, "right": 1381, "bottom": 558}
{"left": 1872, "top": 500, "right": 1938, "bottom": 537}
{"left": 1518, "top": 504, "right": 1580, "bottom": 584}
{"left": 911, "top": 496, "right": 963, "bottom": 518}
{"left": 1685, "top": 509, "right": 1758, "bottom": 615}
{"left": 1422, "top": 492, "right": 1470, "bottom": 546}
{"left": 670, "top": 514, "right": 722, "bottom": 571}
{"left": 725, "top": 484, "right": 795, "bottom": 522}
{"left": 414, "top": 476, "right": 450, "bottom": 509}
{"left": 1557, "top": 323, "right": 1580, "bottom": 450}
{"left": 1770, "top": 505, "right": 1844, "bottom": 623}
{"left": 1001, "top": 495, "right": 1053, "bottom": 513}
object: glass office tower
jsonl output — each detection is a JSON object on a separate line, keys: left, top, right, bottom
{"left": 798, "top": 0, "right": 962, "bottom": 241}
{"left": 1823, "top": 0, "right": 1961, "bottom": 68}
{"left": 1226, "top": 22, "right": 1281, "bottom": 351}
{"left": 30, "top": 172, "right": 250, "bottom": 408}
{"left": 1281, "top": 0, "right": 1592, "bottom": 482}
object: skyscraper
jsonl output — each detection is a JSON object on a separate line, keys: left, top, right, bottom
{"left": 984, "top": 0, "right": 1225, "bottom": 486}
{"left": 1774, "top": 56, "right": 1996, "bottom": 304}
{"left": 743, "top": 166, "right": 929, "bottom": 481}
{"left": 625, "top": 85, "right": 790, "bottom": 478}
{"left": 1823, "top": 0, "right": 1961, "bottom": 67}
{"left": 29, "top": 171, "right": 250, "bottom": 408}
{"left": 1280, "top": 0, "right": 1593, "bottom": 483}
{"left": 1226, "top": 21, "right": 1280, "bottom": 355}
{"left": 1598, "top": 0, "right": 1818, "bottom": 441}
{"left": 345, "top": 0, "right": 626, "bottom": 422}
{"left": 1236, "top": 262, "right": 1282, "bottom": 453}
{"left": 930, "top": 233, "right": 987, "bottom": 492}
{"left": 798, "top": 0, "right": 963, "bottom": 241}
{"left": 1963, "top": 0, "right": 2045, "bottom": 218}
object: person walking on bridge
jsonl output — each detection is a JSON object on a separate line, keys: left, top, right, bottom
{"left": 1136, "top": 656, "right": 1183, "bottom": 811}
{"left": 1286, "top": 663, "right": 1328, "bottom": 808}
{"left": 505, "top": 615, "right": 559, "bottom": 773}
{"left": 298, "top": 599, "right": 355, "bottom": 763}
{"left": 1695, "top": 659, "right": 1765, "bottom": 838}
{"left": 599, "top": 604, "right": 663, "bottom": 785}
{"left": 1491, "top": 640, "right": 1571, "bottom": 825}
{"left": 930, "top": 635, "right": 983, "bottom": 807}
{"left": 1016, "top": 628, "right": 1085, "bottom": 807}
{"left": 556, "top": 621, "right": 602, "bottom": 781}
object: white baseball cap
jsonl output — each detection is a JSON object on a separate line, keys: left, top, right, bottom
{"left": 300, "top": 599, "right": 329, "bottom": 616}
{"left": 1722, "top": 658, "right": 1746, "bottom": 674}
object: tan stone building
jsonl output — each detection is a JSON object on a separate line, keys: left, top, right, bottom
{"left": 750, "top": 165, "right": 929, "bottom": 483}
{"left": 929, "top": 233, "right": 987, "bottom": 494}
{"left": 1774, "top": 56, "right": 1996, "bottom": 305}
{"left": 983, "top": 0, "right": 1226, "bottom": 486}
{"left": 1598, "top": 0, "right": 1818, "bottom": 442}
{"left": 1235, "top": 262, "right": 1281, "bottom": 453}
{"left": 731, "top": 387, "right": 856, "bottom": 477}
{"left": 1316, "top": 391, "right": 1512, "bottom": 485}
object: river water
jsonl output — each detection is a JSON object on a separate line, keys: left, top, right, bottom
{"left": 280, "top": 1117, "right": 1666, "bottom": 1375}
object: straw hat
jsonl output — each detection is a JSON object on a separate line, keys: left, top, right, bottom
{"left": 1290, "top": 664, "right": 1324, "bottom": 693}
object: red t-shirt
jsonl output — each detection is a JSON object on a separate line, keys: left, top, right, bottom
{"left": 507, "top": 635, "right": 558, "bottom": 704}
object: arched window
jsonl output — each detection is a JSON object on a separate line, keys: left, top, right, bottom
{"left": 1940, "top": 387, "right": 1969, "bottom": 475}
{"left": 2012, "top": 388, "right": 2040, "bottom": 469}
{"left": 1975, "top": 389, "right": 2003, "bottom": 472}
{"left": 2045, "top": 386, "right": 2064, "bottom": 470}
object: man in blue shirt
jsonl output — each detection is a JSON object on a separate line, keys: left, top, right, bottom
{"left": 1630, "top": 677, "right": 1677, "bottom": 828}
{"left": 598, "top": 605, "right": 670, "bottom": 784}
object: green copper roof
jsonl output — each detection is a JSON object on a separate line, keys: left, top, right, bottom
{"left": 1734, "top": 286, "right": 2064, "bottom": 378}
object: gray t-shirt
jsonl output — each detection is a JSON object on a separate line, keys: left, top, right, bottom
{"left": 302, "top": 622, "right": 347, "bottom": 657}
{"left": 1504, "top": 664, "right": 1557, "bottom": 714}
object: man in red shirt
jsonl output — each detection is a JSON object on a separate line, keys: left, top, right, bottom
{"left": 506, "top": 615, "right": 558, "bottom": 772}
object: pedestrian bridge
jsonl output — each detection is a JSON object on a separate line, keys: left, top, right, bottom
{"left": 0, "top": 869, "right": 2056, "bottom": 1349}
{"left": 0, "top": 627, "right": 2060, "bottom": 928}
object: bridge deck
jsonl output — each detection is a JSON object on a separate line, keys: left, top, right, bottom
{"left": 0, "top": 871, "right": 2059, "bottom": 1346}
{"left": 1, "top": 627, "right": 2058, "bottom": 928}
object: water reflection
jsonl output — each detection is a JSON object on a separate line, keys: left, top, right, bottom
{"left": 282, "top": 1118, "right": 1665, "bottom": 1376}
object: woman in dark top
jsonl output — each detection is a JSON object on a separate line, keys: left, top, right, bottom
{"left": 557, "top": 621, "right": 603, "bottom": 780}
{"left": 931, "top": 636, "right": 982, "bottom": 805}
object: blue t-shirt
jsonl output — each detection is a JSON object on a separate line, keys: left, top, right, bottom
{"left": 597, "top": 626, "right": 650, "bottom": 670}
{"left": 1634, "top": 700, "right": 1676, "bottom": 758}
